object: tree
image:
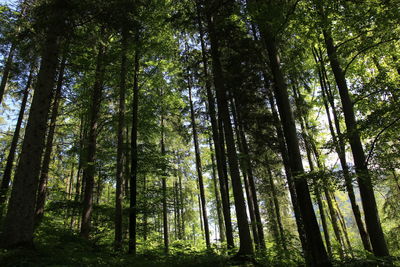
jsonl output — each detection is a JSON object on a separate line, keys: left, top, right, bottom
{"left": 0, "top": 0, "right": 69, "bottom": 248}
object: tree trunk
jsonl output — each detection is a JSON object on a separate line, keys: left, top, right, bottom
{"left": 232, "top": 95, "right": 266, "bottom": 250}
{"left": 259, "top": 21, "right": 331, "bottom": 265}
{"left": 188, "top": 77, "right": 210, "bottom": 249}
{"left": 196, "top": 1, "right": 234, "bottom": 249}
{"left": 178, "top": 163, "right": 185, "bottom": 239}
{"left": 313, "top": 48, "right": 373, "bottom": 253}
{"left": 321, "top": 10, "right": 390, "bottom": 256}
{"left": 143, "top": 174, "right": 148, "bottom": 241}
{"left": 205, "top": 0, "right": 254, "bottom": 257}
{"left": 0, "top": 43, "right": 15, "bottom": 104}
{"left": 80, "top": 37, "right": 106, "bottom": 239}
{"left": 209, "top": 137, "right": 226, "bottom": 243}
{"left": 35, "top": 51, "right": 67, "bottom": 227}
{"left": 332, "top": 191, "right": 354, "bottom": 257}
{"left": 296, "top": 107, "right": 332, "bottom": 259}
{"left": 265, "top": 154, "right": 287, "bottom": 252}
{"left": 115, "top": 26, "right": 128, "bottom": 251}
{"left": 0, "top": 8, "right": 64, "bottom": 247}
{"left": 266, "top": 87, "right": 309, "bottom": 259}
{"left": 0, "top": 66, "right": 33, "bottom": 216}
{"left": 160, "top": 97, "right": 169, "bottom": 253}
{"left": 230, "top": 98, "right": 260, "bottom": 249}
{"left": 129, "top": 34, "right": 140, "bottom": 254}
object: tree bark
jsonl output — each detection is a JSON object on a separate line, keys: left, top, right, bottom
{"left": 129, "top": 35, "right": 140, "bottom": 254}
{"left": 320, "top": 8, "right": 390, "bottom": 256}
{"left": 115, "top": 26, "right": 128, "bottom": 251}
{"left": 161, "top": 110, "right": 169, "bottom": 254}
{"left": 209, "top": 137, "right": 226, "bottom": 243}
{"left": 313, "top": 48, "right": 373, "bottom": 253}
{"left": 266, "top": 86, "right": 309, "bottom": 259}
{"left": 205, "top": 0, "right": 254, "bottom": 256}
{"left": 188, "top": 76, "right": 211, "bottom": 249}
{"left": 196, "top": 0, "right": 234, "bottom": 249}
{"left": 0, "top": 43, "right": 16, "bottom": 104}
{"left": 230, "top": 98, "right": 260, "bottom": 249}
{"left": 265, "top": 154, "right": 287, "bottom": 252}
{"left": 232, "top": 95, "right": 266, "bottom": 250}
{"left": 35, "top": 51, "right": 67, "bottom": 227}
{"left": 0, "top": 5, "right": 64, "bottom": 246}
{"left": 80, "top": 36, "right": 106, "bottom": 239}
{"left": 258, "top": 17, "right": 331, "bottom": 265}
{"left": 0, "top": 66, "right": 33, "bottom": 216}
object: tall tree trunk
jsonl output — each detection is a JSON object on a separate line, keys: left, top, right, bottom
{"left": 0, "top": 4, "right": 65, "bottom": 246}
{"left": 143, "top": 174, "right": 148, "bottom": 241}
{"left": 324, "top": 187, "right": 345, "bottom": 260}
{"left": 129, "top": 35, "right": 140, "bottom": 254}
{"left": 196, "top": 0, "right": 234, "bottom": 249}
{"left": 178, "top": 163, "right": 185, "bottom": 239}
{"left": 313, "top": 48, "right": 372, "bottom": 253}
{"left": 115, "top": 26, "right": 128, "bottom": 251}
{"left": 258, "top": 15, "right": 331, "bottom": 265}
{"left": 0, "top": 66, "right": 33, "bottom": 216}
{"left": 205, "top": 0, "right": 254, "bottom": 257}
{"left": 319, "top": 5, "right": 390, "bottom": 256}
{"left": 0, "top": 43, "right": 15, "bottom": 104}
{"left": 124, "top": 125, "right": 130, "bottom": 197}
{"left": 297, "top": 109, "right": 332, "bottom": 259}
{"left": 230, "top": 98, "right": 260, "bottom": 249}
{"left": 80, "top": 37, "right": 106, "bottom": 239}
{"left": 232, "top": 96, "right": 266, "bottom": 250}
{"left": 332, "top": 191, "right": 354, "bottom": 257}
{"left": 209, "top": 137, "right": 226, "bottom": 243}
{"left": 265, "top": 154, "right": 287, "bottom": 252}
{"left": 160, "top": 96, "right": 169, "bottom": 253}
{"left": 35, "top": 51, "right": 67, "bottom": 227}
{"left": 266, "top": 87, "right": 309, "bottom": 259}
{"left": 188, "top": 77, "right": 210, "bottom": 249}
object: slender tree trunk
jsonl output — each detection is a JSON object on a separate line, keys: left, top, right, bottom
{"left": 266, "top": 88, "right": 309, "bottom": 258}
{"left": 188, "top": 77, "right": 210, "bottom": 249}
{"left": 143, "top": 174, "right": 148, "bottom": 241}
{"left": 174, "top": 165, "right": 182, "bottom": 240}
{"left": 297, "top": 112, "right": 332, "bottom": 259}
{"left": 124, "top": 125, "right": 130, "bottom": 197}
{"left": 205, "top": 0, "right": 254, "bottom": 256}
{"left": 196, "top": 1, "right": 234, "bottom": 249}
{"left": 80, "top": 37, "right": 106, "bottom": 239}
{"left": 174, "top": 180, "right": 179, "bottom": 240}
{"left": 115, "top": 26, "right": 128, "bottom": 251}
{"left": 320, "top": 8, "right": 390, "bottom": 256}
{"left": 324, "top": 187, "right": 345, "bottom": 260}
{"left": 258, "top": 17, "right": 331, "bottom": 265}
{"left": 0, "top": 7, "right": 64, "bottom": 246}
{"left": 232, "top": 96, "right": 266, "bottom": 250}
{"left": 230, "top": 98, "right": 260, "bottom": 249}
{"left": 160, "top": 98, "right": 169, "bottom": 253}
{"left": 129, "top": 36, "right": 140, "bottom": 254}
{"left": 0, "top": 66, "right": 33, "bottom": 216}
{"left": 0, "top": 43, "right": 15, "bottom": 104}
{"left": 293, "top": 84, "right": 340, "bottom": 259}
{"left": 313, "top": 48, "right": 372, "bottom": 253}
{"left": 209, "top": 137, "right": 226, "bottom": 243}
{"left": 35, "top": 51, "right": 67, "bottom": 227}
{"left": 265, "top": 154, "right": 287, "bottom": 252}
{"left": 332, "top": 191, "right": 354, "bottom": 257}
{"left": 178, "top": 164, "right": 185, "bottom": 238}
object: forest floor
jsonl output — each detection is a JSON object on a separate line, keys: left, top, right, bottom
{"left": 0, "top": 220, "right": 397, "bottom": 266}
{"left": 0, "top": 220, "right": 233, "bottom": 267}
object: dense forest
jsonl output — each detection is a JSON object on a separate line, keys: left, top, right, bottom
{"left": 0, "top": 0, "right": 399, "bottom": 266}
